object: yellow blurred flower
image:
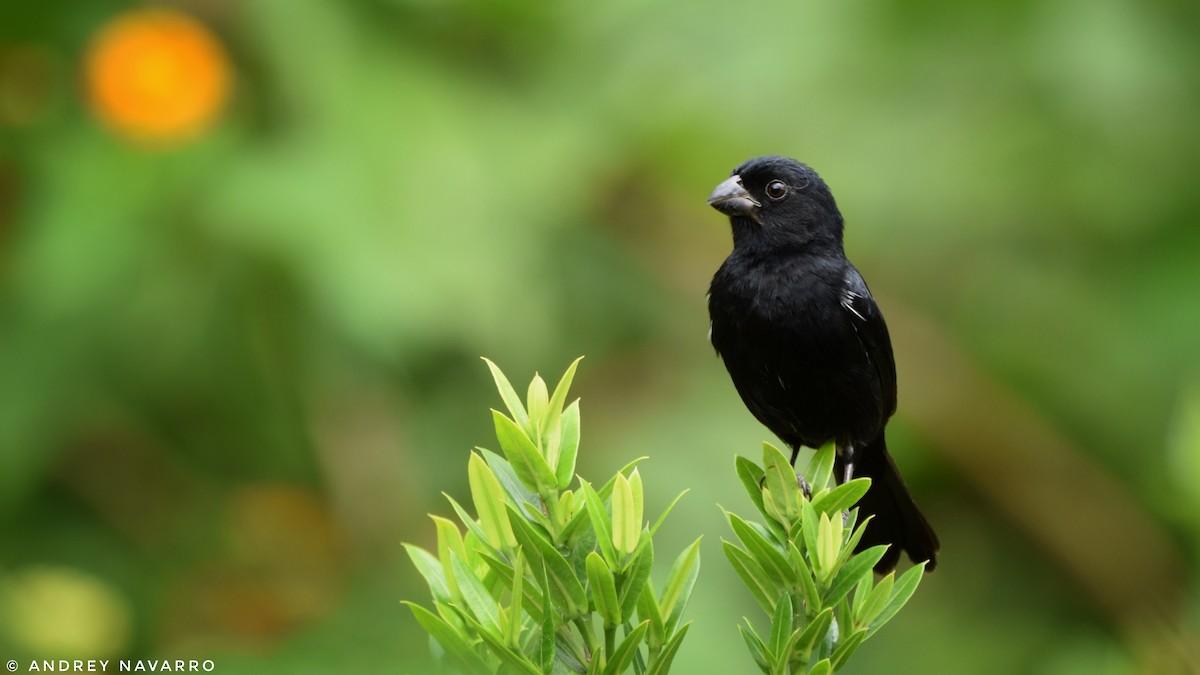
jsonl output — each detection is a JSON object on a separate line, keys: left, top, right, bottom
{"left": 1, "top": 565, "right": 133, "bottom": 658}
{"left": 84, "top": 9, "right": 231, "bottom": 146}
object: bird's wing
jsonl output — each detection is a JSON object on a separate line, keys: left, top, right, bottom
{"left": 841, "top": 267, "right": 898, "bottom": 418}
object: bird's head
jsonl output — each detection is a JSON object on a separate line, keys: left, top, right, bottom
{"left": 707, "top": 155, "right": 843, "bottom": 250}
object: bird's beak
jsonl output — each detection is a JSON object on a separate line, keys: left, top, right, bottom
{"left": 707, "top": 175, "right": 761, "bottom": 219}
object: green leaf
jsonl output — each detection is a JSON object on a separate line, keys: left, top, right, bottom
{"left": 527, "top": 373, "right": 549, "bottom": 437}
{"left": 789, "top": 541, "right": 820, "bottom": 614}
{"left": 557, "top": 641, "right": 588, "bottom": 675}
{"left": 618, "top": 539, "right": 654, "bottom": 624}
{"left": 804, "top": 443, "right": 835, "bottom": 492}
{"left": 469, "top": 453, "right": 518, "bottom": 551}
{"left": 462, "top": 612, "right": 542, "bottom": 675}
{"left": 508, "top": 551, "right": 526, "bottom": 647}
{"left": 823, "top": 545, "right": 888, "bottom": 607}
{"left": 836, "top": 601, "right": 853, "bottom": 653}
{"left": 648, "top": 489, "right": 689, "bottom": 538}
{"left": 432, "top": 516, "right": 465, "bottom": 600}
{"left": 722, "top": 540, "right": 778, "bottom": 616}
{"left": 404, "top": 601, "right": 490, "bottom": 673}
{"left": 735, "top": 455, "right": 766, "bottom": 505}
{"left": 815, "top": 512, "right": 843, "bottom": 583}
{"left": 433, "top": 599, "right": 468, "bottom": 634}
{"left": 762, "top": 442, "right": 800, "bottom": 524}
{"left": 614, "top": 457, "right": 650, "bottom": 483}
{"left": 810, "top": 478, "right": 871, "bottom": 520}
{"left": 432, "top": 516, "right": 466, "bottom": 563}
{"left": 444, "top": 493, "right": 501, "bottom": 559}
{"left": 823, "top": 608, "right": 842, "bottom": 660}
{"left": 602, "top": 620, "right": 650, "bottom": 675}
{"left": 738, "top": 622, "right": 770, "bottom": 672}
{"left": 587, "top": 552, "right": 622, "bottom": 628}
{"left": 480, "top": 447, "right": 541, "bottom": 518}
{"left": 629, "top": 469, "right": 645, "bottom": 535}
{"left": 842, "top": 507, "right": 860, "bottom": 542}
{"left": 450, "top": 550, "right": 502, "bottom": 637}
{"left": 829, "top": 628, "right": 867, "bottom": 671}
{"left": 647, "top": 622, "right": 691, "bottom": 675}
{"left": 735, "top": 456, "right": 786, "bottom": 541}
{"left": 659, "top": 538, "right": 701, "bottom": 635}
{"left": 543, "top": 357, "right": 583, "bottom": 470}
{"left": 790, "top": 606, "right": 834, "bottom": 663}
{"left": 580, "top": 480, "right": 617, "bottom": 566}
{"left": 799, "top": 497, "right": 820, "bottom": 560}
{"left": 558, "top": 489, "right": 577, "bottom": 525}
{"left": 483, "top": 357, "right": 529, "bottom": 430}
{"left": 479, "top": 552, "right": 545, "bottom": 622}
{"left": 560, "top": 493, "right": 594, "bottom": 545}
{"left": 555, "top": 399, "right": 581, "bottom": 489}
{"left": 625, "top": 527, "right": 653, "bottom": 576}
{"left": 637, "top": 580, "right": 666, "bottom": 650}
{"left": 850, "top": 569, "right": 874, "bottom": 621}
{"left": 769, "top": 593, "right": 794, "bottom": 665}
{"left": 509, "top": 510, "right": 587, "bottom": 618}
{"left": 808, "top": 657, "right": 832, "bottom": 675}
{"left": 867, "top": 561, "right": 926, "bottom": 638}
{"left": 524, "top": 502, "right": 557, "bottom": 536}
{"left": 613, "top": 472, "right": 639, "bottom": 556}
{"left": 840, "top": 514, "right": 872, "bottom": 564}
{"left": 855, "top": 571, "right": 893, "bottom": 628}
{"left": 727, "top": 512, "right": 792, "bottom": 586}
{"left": 493, "top": 410, "right": 557, "bottom": 493}
{"left": 539, "top": 564, "right": 557, "bottom": 672}
{"left": 546, "top": 357, "right": 583, "bottom": 424}
{"left": 403, "top": 544, "right": 450, "bottom": 603}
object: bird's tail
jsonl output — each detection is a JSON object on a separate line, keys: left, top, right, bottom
{"left": 836, "top": 435, "right": 939, "bottom": 573}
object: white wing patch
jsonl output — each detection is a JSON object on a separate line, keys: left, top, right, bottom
{"left": 841, "top": 288, "right": 865, "bottom": 321}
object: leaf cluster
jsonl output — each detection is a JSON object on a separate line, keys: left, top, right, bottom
{"left": 405, "top": 358, "right": 699, "bottom": 674}
{"left": 724, "top": 443, "right": 925, "bottom": 674}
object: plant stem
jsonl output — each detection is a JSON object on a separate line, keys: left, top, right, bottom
{"left": 574, "top": 616, "right": 598, "bottom": 657}
{"left": 540, "top": 487, "right": 562, "bottom": 541}
{"left": 559, "top": 624, "right": 589, "bottom": 668}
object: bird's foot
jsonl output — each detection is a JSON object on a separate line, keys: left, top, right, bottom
{"left": 760, "top": 472, "right": 812, "bottom": 500}
{"left": 797, "top": 474, "right": 812, "bottom": 500}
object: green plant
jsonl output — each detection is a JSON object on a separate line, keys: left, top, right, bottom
{"left": 404, "top": 358, "right": 699, "bottom": 674}
{"left": 723, "top": 442, "right": 926, "bottom": 675}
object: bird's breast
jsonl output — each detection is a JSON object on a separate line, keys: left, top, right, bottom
{"left": 708, "top": 253, "right": 880, "bottom": 446}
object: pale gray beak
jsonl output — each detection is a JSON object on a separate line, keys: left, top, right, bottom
{"left": 707, "top": 175, "right": 760, "bottom": 219}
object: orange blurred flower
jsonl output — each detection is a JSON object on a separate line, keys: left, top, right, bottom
{"left": 85, "top": 9, "right": 231, "bottom": 146}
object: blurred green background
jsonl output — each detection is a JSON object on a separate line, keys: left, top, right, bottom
{"left": 1, "top": 0, "right": 1198, "bottom": 673}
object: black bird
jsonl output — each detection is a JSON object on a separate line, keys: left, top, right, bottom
{"left": 706, "top": 155, "right": 938, "bottom": 572}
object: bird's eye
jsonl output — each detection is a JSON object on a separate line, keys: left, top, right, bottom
{"left": 764, "top": 180, "right": 788, "bottom": 201}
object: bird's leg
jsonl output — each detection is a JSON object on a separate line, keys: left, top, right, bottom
{"left": 841, "top": 442, "right": 857, "bottom": 483}
{"left": 836, "top": 443, "right": 855, "bottom": 526}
